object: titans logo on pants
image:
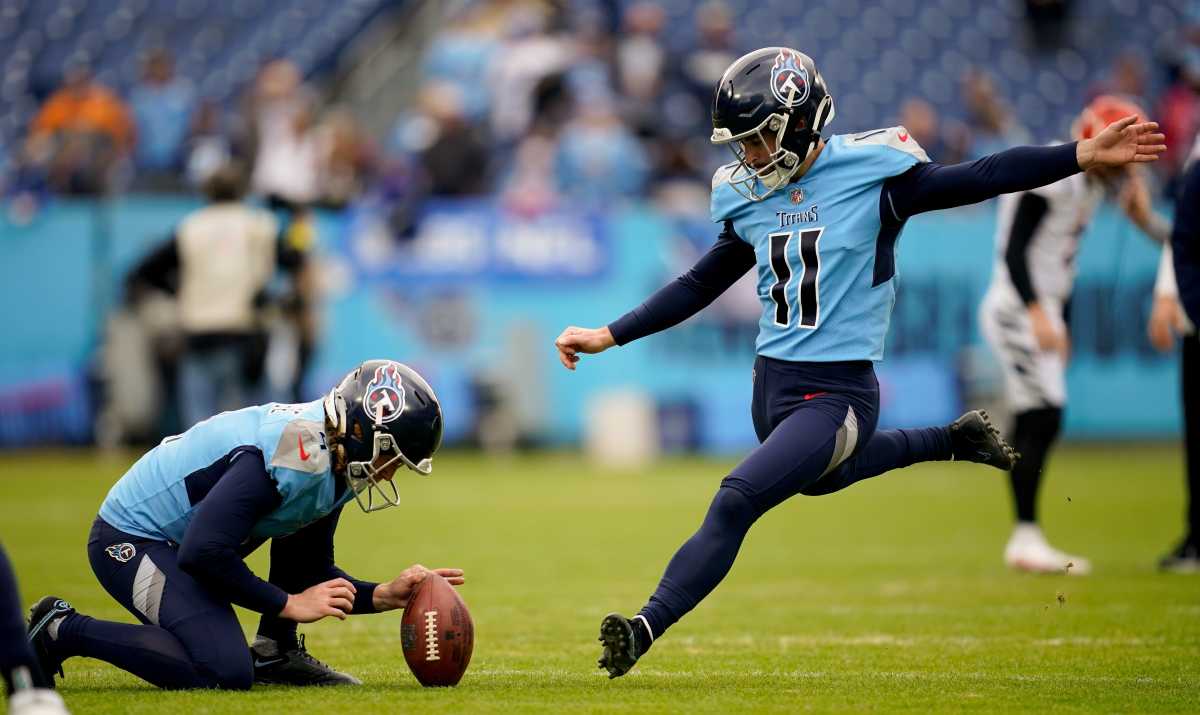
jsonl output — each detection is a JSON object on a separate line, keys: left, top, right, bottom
{"left": 106, "top": 542, "right": 137, "bottom": 563}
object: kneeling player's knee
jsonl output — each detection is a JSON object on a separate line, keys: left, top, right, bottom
{"left": 196, "top": 658, "right": 252, "bottom": 691}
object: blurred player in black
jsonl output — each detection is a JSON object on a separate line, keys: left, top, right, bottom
{"left": 1, "top": 544, "right": 68, "bottom": 714}
{"left": 1150, "top": 139, "right": 1200, "bottom": 572}
{"left": 979, "top": 96, "right": 1171, "bottom": 574}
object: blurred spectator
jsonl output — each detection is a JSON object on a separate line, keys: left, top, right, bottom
{"left": 1023, "top": 0, "right": 1072, "bottom": 51}
{"left": 554, "top": 96, "right": 648, "bottom": 204}
{"left": 1088, "top": 50, "right": 1150, "bottom": 108}
{"left": 420, "top": 1, "right": 506, "bottom": 123}
{"left": 316, "top": 107, "right": 376, "bottom": 208}
{"left": 616, "top": 3, "right": 666, "bottom": 104}
{"left": 616, "top": 2, "right": 669, "bottom": 144}
{"left": 404, "top": 83, "right": 491, "bottom": 197}
{"left": 245, "top": 60, "right": 320, "bottom": 207}
{"left": 898, "top": 98, "right": 968, "bottom": 165}
{"left": 488, "top": 4, "right": 573, "bottom": 143}
{"left": 185, "top": 100, "right": 233, "bottom": 189}
{"left": 1155, "top": 54, "right": 1200, "bottom": 187}
{"left": 127, "top": 162, "right": 279, "bottom": 428}
{"left": 129, "top": 49, "right": 196, "bottom": 190}
{"left": 961, "top": 68, "right": 1032, "bottom": 158}
{"left": 26, "top": 66, "right": 134, "bottom": 194}
{"left": 676, "top": 2, "right": 737, "bottom": 117}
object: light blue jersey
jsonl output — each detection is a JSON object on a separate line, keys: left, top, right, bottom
{"left": 712, "top": 127, "right": 929, "bottom": 362}
{"left": 99, "top": 400, "right": 352, "bottom": 544}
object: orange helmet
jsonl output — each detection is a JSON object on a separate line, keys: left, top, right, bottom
{"left": 1075, "top": 95, "right": 1147, "bottom": 140}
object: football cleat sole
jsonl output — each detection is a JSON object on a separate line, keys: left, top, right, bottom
{"left": 951, "top": 410, "right": 1019, "bottom": 470}
{"left": 597, "top": 613, "right": 639, "bottom": 679}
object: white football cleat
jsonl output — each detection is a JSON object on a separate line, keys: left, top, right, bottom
{"left": 1004, "top": 523, "right": 1091, "bottom": 575}
{"left": 7, "top": 688, "right": 70, "bottom": 715}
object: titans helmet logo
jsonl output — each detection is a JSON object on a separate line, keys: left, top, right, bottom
{"left": 364, "top": 363, "right": 407, "bottom": 425}
{"left": 106, "top": 543, "right": 136, "bottom": 563}
{"left": 770, "top": 49, "right": 810, "bottom": 108}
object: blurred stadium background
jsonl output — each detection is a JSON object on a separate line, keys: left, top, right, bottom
{"left": 2, "top": 1, "right": 1200, "bottom": 711}
{"left": 0, "top": 0, "right": 1198, "bottom": 454}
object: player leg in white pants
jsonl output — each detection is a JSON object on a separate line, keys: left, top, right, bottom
{"left": 980, "top": 292, "right": 1091, "bottom": 575}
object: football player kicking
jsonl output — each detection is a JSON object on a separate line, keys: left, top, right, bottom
{"left": 26, "top": 360, "right": 463, "bottom": 690}
{"left": 980, "top": 95, "right": 1172, "bottom": 575}
{"left": 553, "top": 47, "right": 1164, "bottom": 678}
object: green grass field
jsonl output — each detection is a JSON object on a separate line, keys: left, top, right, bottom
{"left": 1, "top": 446, "right": 1198, "bottom": 713}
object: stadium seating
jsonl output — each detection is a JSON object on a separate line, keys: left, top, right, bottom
{"left": 0, "top": 0, "right": 395, "bottom": 153}
{"left": 0, "top": 0, "right": 1187, "bottom": 167}
{"left": 588, "top": 0, "right": 1183, "bottom": 140}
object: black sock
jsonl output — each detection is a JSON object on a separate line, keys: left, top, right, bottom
{"left": 1182, "top": 334, "right": 1199, "bottom": 544}
{"left": 630, "top": 615, "right": 654, "bottom": 657}
{"left": 1008, "top": 407, "right": 1062, "bottom": 524}
{"left": 254, "top": 619, "right": 299, "bottom": 652}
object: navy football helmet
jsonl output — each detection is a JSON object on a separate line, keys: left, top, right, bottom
{"left": 323, "top": 359, "right": 443, "bottom": 513}
{"left": 711, "top": 47, "right": 835, "bottom": 201}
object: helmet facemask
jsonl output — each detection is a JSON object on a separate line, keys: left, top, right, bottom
{"left": 325, "top": 383, "right": 434, "bottom": 514}
{"left": 711, "top": 93, "right": 835, "bottom": 202}
{"left": 713, "top": 113, "right": 800, "bottom": 201}
{"left": 344, "top": 430, "right": 432, "bottom": 513}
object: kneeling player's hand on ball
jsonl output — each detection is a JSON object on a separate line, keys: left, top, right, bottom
{"left": 555, "top": 326, "right": 616, "bottom": 370}
{"left": 373, "top": 564, "right": 466, "bottom": 612}
{"left": 281, "top": 578, "right": 357, "bottom": 622}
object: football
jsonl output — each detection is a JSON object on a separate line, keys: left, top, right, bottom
{"left": 400, "top": 572, "right": 474, "bottom": 687}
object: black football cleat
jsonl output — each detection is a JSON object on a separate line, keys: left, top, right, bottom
{"left": 1158, "top": 538, "right": 1200, "bottom": 573}
{"left": 252, "top": 634, "right": 361, "bottom": 687}
{"left": 597, "top": 613, "right": 641, "bottom": 679}
{"left": 949, "top": 410, "right": 1018, "bottom": 470}
{"left": 27, "top": 596, "right": 75, "bottom": 688}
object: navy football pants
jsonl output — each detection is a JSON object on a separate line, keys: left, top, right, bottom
{"left": 637, "top": 357, "right": 953, "bottom": 638}
{"left": 49, "top": 518, "right": 254, "bottom": 689}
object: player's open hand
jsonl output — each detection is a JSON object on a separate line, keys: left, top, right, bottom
{"left": 1148, "top": 295, "right": 1187, "bottom": 353}
{"left": 1028, "top": 303, "right": 1069, "bottom": 361}
{"left": 281, "top": 578, "right": 357, "bottom": 622}
{"left": 373, "top": 564, "right": 466, "bottom": 612}
{"left": 554, "top": 326, "right": 616, "bottom": 370}
{"left": 1077, "top": 116, "right": 1166, "bottom": 170}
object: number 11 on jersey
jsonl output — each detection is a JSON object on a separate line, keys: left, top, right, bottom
{"left": 767, "top": 227, "right": 823, "bottom": 329}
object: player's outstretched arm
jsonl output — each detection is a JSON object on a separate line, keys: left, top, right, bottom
{"left": 886, "top": 116, "right": 1166, "bottom": 220}
{"left": 372, "top": 565, "right": 466, "bottom": 612}
{"left": 555, "top": 221, "right": 755, "bottom": 370}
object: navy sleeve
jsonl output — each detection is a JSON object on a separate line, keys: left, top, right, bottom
{"left": 1172, "top": 160, "right": 1200, "bottom": 325}
{"left": 1004, "top": 193, "right": 1050, "bottom": 305}
{"left": 881, "top": 142, "right": 1080, "bottom": 221}
{"left": 177, "top": 451, "right": 289, "bottom": 615}
{"left": 269, "top": 507, "right": 379, "bottom": 615}
{"left": 607, "top": 220, "right": 757, "bottom": 345}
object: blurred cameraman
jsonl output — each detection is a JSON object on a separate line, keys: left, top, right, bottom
{"left": 128, "top": 162, "right": 278, "bottom": 428}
